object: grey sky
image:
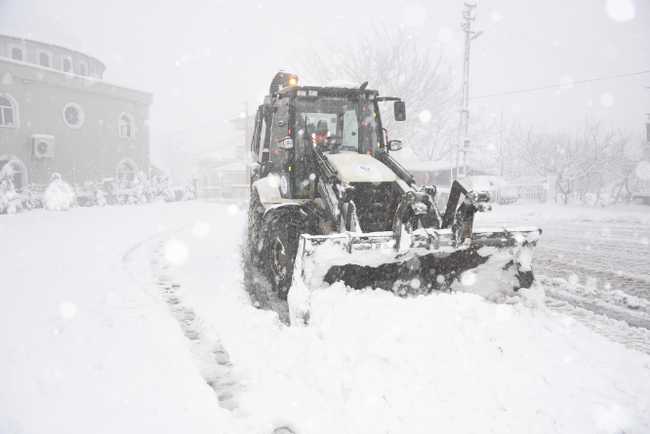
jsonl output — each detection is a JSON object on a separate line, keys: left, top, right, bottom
{"left": 1, "top": 0, "right": 648, "bottom": 149}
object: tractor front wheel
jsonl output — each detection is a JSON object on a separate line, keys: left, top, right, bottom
{"left": 265, "top": 218, "right": 298, "bottom": 300}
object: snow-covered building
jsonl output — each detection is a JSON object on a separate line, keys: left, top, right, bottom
{"left": 0, "top": 34, "right": 152, "bottom": 189}
{"left": 196, "top": 154, "right": 249, "bottom": 201}
{"left": 391, "top": 147, "right": 469, "bottom": 186}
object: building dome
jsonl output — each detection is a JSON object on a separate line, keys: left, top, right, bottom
{"left": 0, "top": 34, "right": 106, "bottom": 78}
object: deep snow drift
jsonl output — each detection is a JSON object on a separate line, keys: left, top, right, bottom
{"left": 2, "top": 201, "right": 650, "bottom": 434}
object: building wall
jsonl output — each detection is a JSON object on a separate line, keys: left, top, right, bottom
{"left": 0, "top": 52, "right": 151, "bottom": 186}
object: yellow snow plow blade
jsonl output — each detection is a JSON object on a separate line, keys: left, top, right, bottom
{"left": 290, "top": 226, "right": 542, "bottom": 296}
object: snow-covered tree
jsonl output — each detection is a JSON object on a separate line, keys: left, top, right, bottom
{"left": 512, "top": 121, "right": 633, "bottom": 204}
{"left": 299, "top": 27, "right": 456, "bottom": 161}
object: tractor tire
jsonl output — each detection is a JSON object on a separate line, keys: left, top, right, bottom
{"left": 265, "top": 217, "right": 299, "bottom": 300}
{"left": 247, "top": 190, "right": 266, "bottom": 266}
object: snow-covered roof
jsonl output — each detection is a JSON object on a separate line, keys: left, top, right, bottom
{"left": 390, "top": 147, "right": 456, "bottom": 172}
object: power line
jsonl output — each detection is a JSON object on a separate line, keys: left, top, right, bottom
{"left": 470, "top": 69, "right": 650, "bottom": 100}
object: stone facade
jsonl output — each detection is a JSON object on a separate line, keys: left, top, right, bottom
{"left": 0, "top": 34, "right": 152, "bottom": 188}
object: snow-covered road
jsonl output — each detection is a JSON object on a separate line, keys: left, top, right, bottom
{"left": 0, "top": 204, "right": 244, "bottom": 434}
{"left": 2, "top": 201, "right": 650, "bottom": 434}
{"left": 478, "top": 203, "right": 650, "bottom": 347}
{"left": 478, "top": 203, "right": 650, "bottom": 298}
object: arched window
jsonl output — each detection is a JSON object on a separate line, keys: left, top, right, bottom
{"left": 0, "top": 95, "right": 18, "bottom": 127}
{"left": 118, "top": 113, "right": 134, "bottom": 138}
{"left": 0, "top": 156, "right": 28, "bottom": 190}
{"left": 116, "top": 159, "right": 138, "bottom": 186}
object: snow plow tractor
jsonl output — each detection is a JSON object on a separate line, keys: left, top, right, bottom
{"left": 245, "top": 72, "right": 541, "bottom": 318}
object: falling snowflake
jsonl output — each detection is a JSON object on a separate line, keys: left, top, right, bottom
{"left": 164, "top": 239, "right": 189, "bottom": 266}
{"left": 490, "top": 11, "right": 503, "bottom": 22}
{"left": 59, "top": 302, "right": 78, "bottom": 320}
{"left": 605, "top": 0, "right": 636, "bottom": 22}
{"left": 599, "top": 92, "right": 614, "bottom": 108}
{"left": 191, "top": 221, "right": 211, "bottom": 239}
{"left": 418, "top": 110, "right": 432, "bottom": 124}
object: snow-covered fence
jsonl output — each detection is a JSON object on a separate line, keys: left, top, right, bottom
{"left": 511, "top": 183, "right": 547, "bottom": 203}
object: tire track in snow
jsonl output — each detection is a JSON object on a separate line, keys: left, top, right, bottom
{"left": 480, "top": 211, "right": 650, "bottom": 352}
{"left": 544, "top": 294, "right": 650, "bottom": 355}
{"left": 151, "top": 241, "right": 241, "bottom": 411}
{"left": 537, "top": 277, "right": 650, "bottom": 354}
{"left": 122, "top": 230, "right": 241, "bottom": 412}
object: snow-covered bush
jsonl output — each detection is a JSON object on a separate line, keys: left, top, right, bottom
{"left": 44, "top": 173, "right": 76, "bottom": 211}
{"left": 96, "top": 189, "right": 107, "bottom": 206}
{"left": 0, "top": 178, "right": 23, "bottom": 215}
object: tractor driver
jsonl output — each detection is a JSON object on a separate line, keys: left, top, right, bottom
{"left": 310, "top": 120, "right": 331, "bottom": 149}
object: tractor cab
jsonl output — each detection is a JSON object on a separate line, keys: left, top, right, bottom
{"left": 250, "top": 72, "right": 407, "bottom": 199}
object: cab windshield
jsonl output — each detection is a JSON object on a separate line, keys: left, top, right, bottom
{"left": 294, "top": 95, "right": 379, "bottom": 154}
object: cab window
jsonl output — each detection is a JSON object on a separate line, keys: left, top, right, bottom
{"left": 270, "top": 97, "right": 290, "bottom": 165}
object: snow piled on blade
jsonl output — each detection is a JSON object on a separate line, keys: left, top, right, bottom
{"left": 453, "top": 244, "right": 544, "bottom": 305}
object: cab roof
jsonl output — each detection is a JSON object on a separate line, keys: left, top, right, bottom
{"left": 277, "top": 85, "right": 379, "bottom": 98}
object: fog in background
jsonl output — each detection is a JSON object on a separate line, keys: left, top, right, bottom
{"left": 1, "top": 0, "right": 648, "bottom": 175}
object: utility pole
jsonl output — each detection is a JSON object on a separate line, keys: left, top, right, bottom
{"left": 234, "top": 102, "right": 250, "bottom": 159}
{"left": 455, "top": 2, "right": 482, "bottom": 180}
{"left": 642, "top": 86, "right": 649, "bottom": 160}
{"left": 645, "top": 113, "right": 650, "bottom": 160}
{"left": 244, "top": 101, "right": 249, "bottom": 155}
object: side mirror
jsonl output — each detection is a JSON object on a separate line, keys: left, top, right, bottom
{"left": 394, "top": 100, "right": 406, "bottom": 121}
{"left": 388, "top": 139, "right": 403, "bottom": 151}
{"left": 278, "top": 136, "right": 293, "bottom": 150}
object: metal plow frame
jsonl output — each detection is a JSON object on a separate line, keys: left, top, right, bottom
{"left": 290, "top": 226, "right": 542, "bottom": 295}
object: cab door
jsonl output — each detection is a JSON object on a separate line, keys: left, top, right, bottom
{"left": 270, "top": 97, "right": 292, "bottom": 197}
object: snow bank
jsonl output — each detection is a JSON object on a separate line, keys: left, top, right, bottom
{"left": 4, "top": 202, "right": 649, "bottom": 434}
{"left": 0, "top": 204, "right": 244, "bottom": 434}
{"left": 170, "top": 203, "right": 650, "bottom": 434}
{"left": 212, "top": 285, "right": 648, "bottom": 434}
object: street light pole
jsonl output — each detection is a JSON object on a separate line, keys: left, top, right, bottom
{"left": 456, "top": 2, "right": 482, "bottom": 180}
